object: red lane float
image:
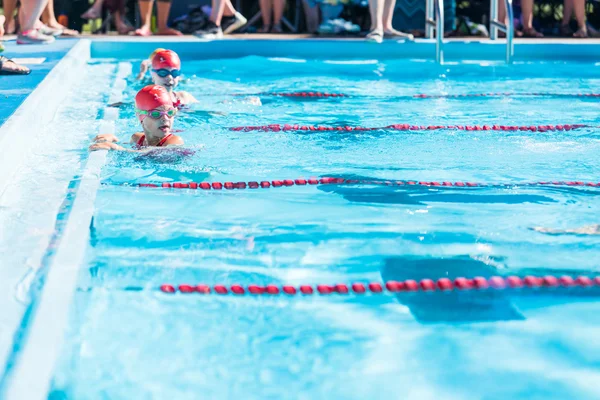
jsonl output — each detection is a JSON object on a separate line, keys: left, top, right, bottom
{"left": 258, "top": 92, "right": 348, "bottom": 98}
{"left": 132, "top": 177, "right": 600, "bottom": 190}
{"left": 250, "top": 92, "right": 600, "bottom": 99}
{"left": 159, "top": 275, "right": 600, "bottom": 295}
{"left": 229, "top": 124, "right": 590, "bottom": 133}
{"left": 413, "top": 92, "right": 600, "bottom": 99}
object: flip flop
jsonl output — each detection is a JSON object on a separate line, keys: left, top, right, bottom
{"left": 0, "top": 56, "right": 31, "bottom": 75}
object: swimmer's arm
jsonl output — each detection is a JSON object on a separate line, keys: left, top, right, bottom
{"left": 178, "top": 91, "right": 198, "bottom": 104}
{"left": 93, "top": 133, "right": 119, "bottom": 143}
{"left": 136, "top": 60, "right": 151, "bottom": 80}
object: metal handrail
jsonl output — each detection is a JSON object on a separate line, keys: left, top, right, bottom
{"left": 490, "top": 0, "right": 514, "bottom": 63}
{"left": 425, "top": 0, "right": 444, "bottom": 64}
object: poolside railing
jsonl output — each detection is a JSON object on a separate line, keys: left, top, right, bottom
{"left": 425, "top": 0, "right": 445, "bottom": 64}
{"left": 490, "top": 0, "right": 515, "bottom": 63}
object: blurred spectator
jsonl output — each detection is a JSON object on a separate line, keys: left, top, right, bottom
{"left": 561, "top": 0, "right": 586, "bottom": 37}
{"left": 18, "top": 0, "right": 56, "bottom": 44}
{"left": 42, "top": 0, "right": 79, "bottom": 35}
{"left": 194, "top": 0, "right": 247, "bottom": 38}
{"left": 135, "top": 0, "right": 182, "bottom": 36}
{"left": 367, "top": 0, "right": 413, "bottom": 42}
{"left": 2, "top": 0, "right": 18, "bottom": 34}
{"left": 81, "top": 0, "right": 133, "bottom": 34}
{"left": 499, "top": 0, "right": 542, "bottom": 37}
{"left": 301, "top": 0, "right": 320, "bottom": 33}
{"left": 258, "top": 0, "right": 285, "bottom": 32}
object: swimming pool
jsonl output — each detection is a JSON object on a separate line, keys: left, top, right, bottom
{"left": 2, "top": 39, "right": 600, "bottom": 399}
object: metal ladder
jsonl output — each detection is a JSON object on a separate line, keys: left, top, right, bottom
{"left": 425, "top": 0, "right": 444, "bottom": 64}
{"left": 425, "top": 0, "right": 515, "bottom": 64}
{"left": 490, "top": 0, "right": 515, "bottom": 64}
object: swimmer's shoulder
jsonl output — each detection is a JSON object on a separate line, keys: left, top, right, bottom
{"left": 131, "top": 132, "right": 144, "bottom": 143}
{"left": 164, "top": 134, "right": 184, "bottom": 146}
{"left": 176, "top": 91, "right": 198, "bottom": 104}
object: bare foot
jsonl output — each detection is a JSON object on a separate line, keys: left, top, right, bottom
{"left": 157, "top": 27, "right": 182, "bottom": 36}
{"left": 384, "top": 28, "right": 414, "bottom": 40}
{"left": 0, "top": 16, "right": 5, "bottom": 37}
{"left": 46, "top": 22, "right": 79, "bottom": 36}
{"left": 117, "top": 23, "right": 134, "bottom": 35}
{"left": 0, "top": 57, "right": 31, "bottom": 74}
{"left": 573, "top": 27, "right": 588, "bottom": 38}
{"left": 133, "top": 26, "right": 152, "bottom": 36}
{"left": 81, "top": 7, "right": 101, "bottom": 20}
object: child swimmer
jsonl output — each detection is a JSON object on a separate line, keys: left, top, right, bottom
{"left": 90, "top": 85, "right": 184, "bottom": 152}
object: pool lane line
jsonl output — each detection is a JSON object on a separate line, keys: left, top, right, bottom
{"left": 195, "top": 91, "right": 600, "bottom": 99}
{"left": 230, "top": 123, "right": 590, "bottom": 132}
{"left": 108, "top": 178, "right": 600, "bottom": 191}
{"left": 159, "top": 275, "right": 600, "bottom": 296}
{"left": 2, "top": 62, "right": 132, "bottom": 400}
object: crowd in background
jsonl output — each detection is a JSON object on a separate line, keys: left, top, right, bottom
{"left": 0, "top": 0, "right": 599, "bottom": 46}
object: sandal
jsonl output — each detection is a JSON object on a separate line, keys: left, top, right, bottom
{"left": 522, "top": 27, "right": 543, "bottom": 38}
{"left": 258, "top": 25, "right": 271, "bottom": 33}
{"left": 366, "top": 29, "right": 383, "bottom": 43}
{"left": 0, "top": 56, "right": 31, "bottom": 75}
{"left": 271, "top": 24, "right": 283, "bottom": 33}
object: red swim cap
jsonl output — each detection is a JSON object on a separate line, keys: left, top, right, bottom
{"left": 151, "top": 49, "right": 181, "bottom": 70}
{"left": 135, "top": 85, "right": 172, "bottom": 121}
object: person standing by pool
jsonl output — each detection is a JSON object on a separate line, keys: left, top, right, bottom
{"left": 498, "top": 0, "right": 542, "bottom": 37}
{"left": 366, "top": 0, "right": 413, "bottom": 43}
{"left": 194, "top": 0, "right": 248, "bottom": 39}
{"left": 258, "top": 0, "right": 286, "bottom": 33}
{"left": 134, "top": 0, "right": 182, "bottom": 36}
{"left": 16, "top": 0, "right": 57, "bottom": 44}
{"left": 90, "top": 85, "right": 184, "bottom": 151}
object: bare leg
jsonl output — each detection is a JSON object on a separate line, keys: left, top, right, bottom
{"left": 259, "top": 0, "right": 273, "bottom": 31}
{"left": 210, "top": 0, "right": 227, "bottom": 26}
{"left": 81, "top": 0, "right": 105, "bottom": 20}
{"left": 382, "top": 0, "right": 395, "bottom": 29}
{"left": 224, "top": 0, "right": 236, "bottom": 17}
{"left": 3, "top": 0, "right": 18, "bottom": 34}
{"left": 302, "top": 0, "right": 319, "bottom": 33}
{"left": 20, "top": 0, "right": 50, "bottom": 32}
{"left": 135, "top": 0, "right": 153, "bottom": 35}
{"left": 369, "top": 0, "right": 384, "bottom": 31}
{"left": 562, "top": 0, "right": 574, "bottom": 25}
{"left": 573, "top": 0, "right": 587, "bottom": 34}
{"left": 273, "top": 0, "right": 285, "bottom": 29}
{"left": 156, "top": 1, "right": 182, "bottom": 35}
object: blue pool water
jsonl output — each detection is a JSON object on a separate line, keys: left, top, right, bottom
{"left": 47, "top": 56, "right": 600, "bottom": 399}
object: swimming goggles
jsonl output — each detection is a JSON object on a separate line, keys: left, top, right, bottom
{"left": 152, "top": 68, "right": 182, "bottom": 78}
{"left": 136, "top": 108, "right": 178, "bottom": 119}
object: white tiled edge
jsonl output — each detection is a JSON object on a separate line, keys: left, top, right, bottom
{"left": 3, "top": 62, "right": 131, "bottom": 400}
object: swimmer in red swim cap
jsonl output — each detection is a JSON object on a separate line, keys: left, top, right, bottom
{"left": 138, "top": 49, "right": 197, "bottom": 109}
{"left": 90, "top": 85, "right": 184, "bottom": 152}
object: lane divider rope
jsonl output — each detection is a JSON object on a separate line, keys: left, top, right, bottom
{"left": 229, "top": 124, "right": 589, "bottom": 133}
{"left": 247, "top": 92, "right": 600, "bottom": 99}
{"left": 159, "top": 275, "right": 600, "bottom": 295}
{"left": 113, "top": 177, "right": 600, "bottom": 190}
